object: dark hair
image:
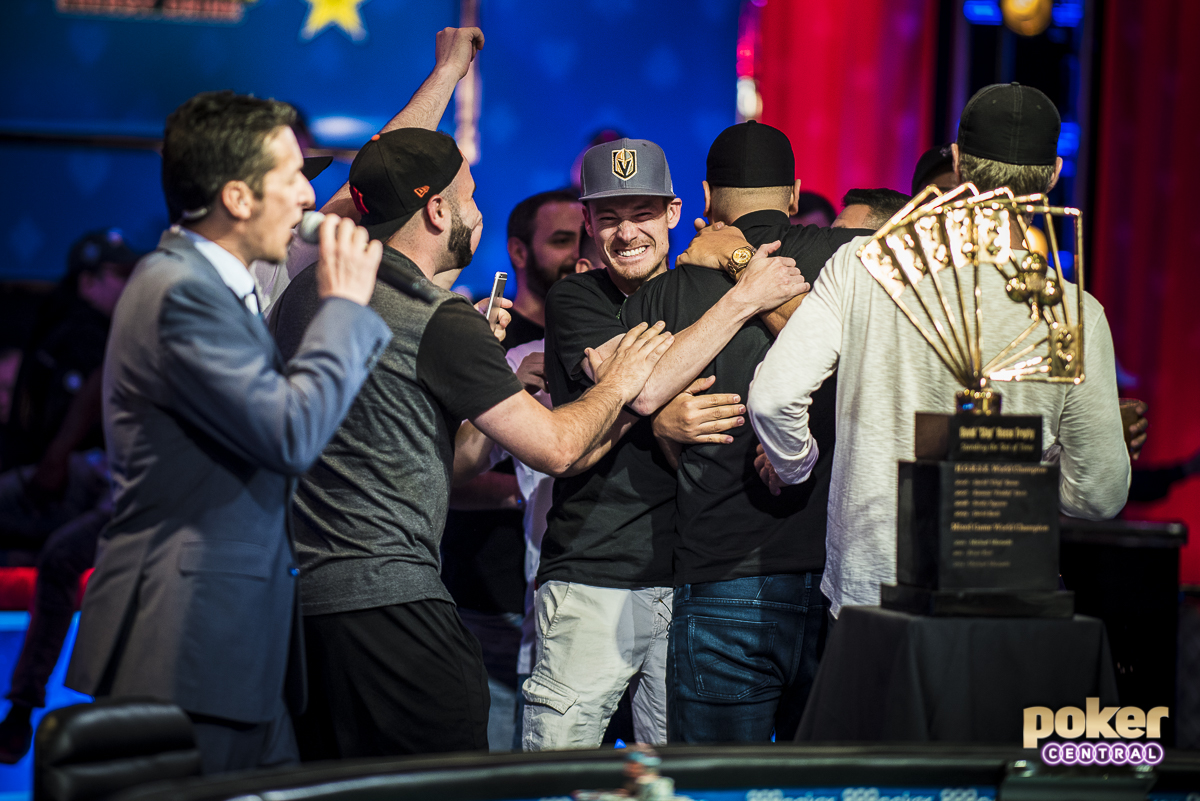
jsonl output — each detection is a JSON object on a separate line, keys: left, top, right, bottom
{"left": 162, "top": 91, "right": 296, "bottom": 222}
{"left": 842, "top": 187, "right": 910, "bottom": 227}
{"left": 507, "top": 189, "right": 580, "bottom": 245}
{"left": 793, "top": 191, "right": 835, "bottom": 224}
{"left": 957, "top": 152, "right": 1056, "bottom": 197}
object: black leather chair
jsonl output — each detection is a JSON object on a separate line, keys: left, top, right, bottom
{"left": 34, "top": 698, "right": 201, "bottom": 801}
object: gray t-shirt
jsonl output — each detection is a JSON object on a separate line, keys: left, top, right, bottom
{"left": 271, "top": 247, "right": 523, "bottom": 615}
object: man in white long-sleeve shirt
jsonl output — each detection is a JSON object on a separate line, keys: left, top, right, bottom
{"left": 747, "top": 83, "right": 1130, "bottom": 619}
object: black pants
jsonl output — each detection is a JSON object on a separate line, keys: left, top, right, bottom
{"left": 295, "top": 600, "right": 490, "bottom": 759}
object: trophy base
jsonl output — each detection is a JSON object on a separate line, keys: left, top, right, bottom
{"left": 880, "top": 583, "right": 1074, "bottom": 618}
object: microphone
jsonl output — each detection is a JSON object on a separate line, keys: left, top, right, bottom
{"left": 298, "top": 211, "right": 438, "bottom": 304}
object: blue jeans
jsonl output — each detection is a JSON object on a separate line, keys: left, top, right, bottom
{"left": 668, "top": 573, "right": 827, "bottom": 743}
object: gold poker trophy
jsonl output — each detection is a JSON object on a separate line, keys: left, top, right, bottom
{"left": 865, "top": 182, "right": 1083, "bottom": 617}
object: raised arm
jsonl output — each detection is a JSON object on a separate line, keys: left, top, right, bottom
{"left": 320, "top": 27, "right": 484, "bottom": 219}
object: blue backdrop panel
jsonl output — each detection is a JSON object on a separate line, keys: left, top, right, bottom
{"left": 464, "top": 0, "right": 740, "bottom": 297}
{"left": 1, "top": 0, "right": 738, "bottom": 294}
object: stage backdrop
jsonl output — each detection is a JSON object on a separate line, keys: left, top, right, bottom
{"left": 756, "top": 0, "right": 939, "bottom": 205}
{"left": 1092, "top": 0, "right": 1200, "bottom": 584}
{"left": 0, "top": 0, "right": 739, "bottom": 299}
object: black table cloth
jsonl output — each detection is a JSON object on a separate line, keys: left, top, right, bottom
{"left": 796, "top": 606, "right": 1119, "bottom": 744}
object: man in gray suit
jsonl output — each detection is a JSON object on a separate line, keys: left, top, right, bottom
{"left": 65, "top": 90, "right": 392, "bottom": 774}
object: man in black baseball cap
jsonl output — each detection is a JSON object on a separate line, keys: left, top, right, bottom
{"left": 616, "top": 120, "right": 872, "bottom": 745}
{"left": 911, "top": 143, "right": 956, "bottom": 196}
{"left": 747, "top": 83, "right": 1130, "bottom": 683}
{"left": 952, "top": 82, "right": 1062, "bottom": 200}
{"left": 271, "top": 123, "right": 675, "bottom": 759}
{"left": 522, "top": 134, "right": 807, "bottom": 751}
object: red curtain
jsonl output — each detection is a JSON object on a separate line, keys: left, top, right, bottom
{"left": 1093, "top": 0, "right": 1200, "bottom": 583}
{"left": 757, "top": 0, "right": 939, "bottom": 204}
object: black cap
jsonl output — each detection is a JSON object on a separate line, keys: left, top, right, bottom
{"left": 911, "top": 143, "right": 954, "bottom": 195}
{"left": 957, "top": 83, "right": 1060, "bottom": 167}
{"left": 348, "top": 128, "right": 464, "bottom": 240}
{"left": 579, "top": 138, "right": 674, "bottom": 201}
{"left": 68, "top": 229, "right": 138, "bottom": 276}
{"left": 301, "top": 156, "right": 333, "bottom": 181}
{"left": 706, "top": 120, "right": 795, "bottom": 188}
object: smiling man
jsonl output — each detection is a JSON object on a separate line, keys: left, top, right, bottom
{"left": 524, "top": 139, "right": 810, "bottom": 750}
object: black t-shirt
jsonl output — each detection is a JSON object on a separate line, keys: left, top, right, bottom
{"left": 441, "top": 309, "right": 545, "bottom": 615}
{"left": 620, "top": 211, "right": 869, "bottom": 585}
{"left": 623, "top": 266, "right": 828, "bottom": 583}
{"left": 502, "top": 310, "right": 544, "bottom": 351}
{"left": 272, "top": 249, "right": 524, "bottom": 614}
{"left": 415, "top": 301, "right": 526, "bottom": 428}
{"left": 733, "top": 209, "right": 871, "bottom": 285}
{"left": 539, "top": 270, "right": 675, "bottom": 589}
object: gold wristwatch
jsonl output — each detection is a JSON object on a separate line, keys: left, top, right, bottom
{"left": 725, "top": 246, "right": 753, "bottom": 278}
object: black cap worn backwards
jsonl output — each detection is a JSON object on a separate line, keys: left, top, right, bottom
{"left": 911, "top": 143, "right": 954, "bottom": 195}
{"left": 957, "top": 83, "right": 1060, "bottom": 167}
{"left": 579, "top": 138, "right": 674, "bottom": 201}
{"left": 348, "top": 128, "right": 464, "bottom": 240}
{"left": 706, "top": 120, "right": 795, "bottom": 188}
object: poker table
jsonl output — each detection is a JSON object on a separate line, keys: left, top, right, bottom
{"left": 114, "top": 743, "right": 1200, "bottom": 801}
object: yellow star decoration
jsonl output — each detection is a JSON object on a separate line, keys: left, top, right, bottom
{"left": 301, "top": 0, "right": 368, "bottom": 42}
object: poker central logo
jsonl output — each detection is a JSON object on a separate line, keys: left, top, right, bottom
{"left": 612, "top": 148, "right": 638, "bottom": 180}
{"left": 1024, "top": 699, "right": 1169, "bottom": 766}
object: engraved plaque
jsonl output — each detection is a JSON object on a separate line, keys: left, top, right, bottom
{"left": 897, "top": 461, "right": 1060, "bottom": 592}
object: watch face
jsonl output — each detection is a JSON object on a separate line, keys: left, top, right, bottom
{"left": 733, "top": 247, "right": 753, "bottom": 265}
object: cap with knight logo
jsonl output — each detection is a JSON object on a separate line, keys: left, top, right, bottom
{"left": 348, "top": 127, "right": 464, "bottom": 241}
{"left": 579, "top": 138, "right": 675, "bottom": 201}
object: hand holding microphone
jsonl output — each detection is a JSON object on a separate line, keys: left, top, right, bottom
{"left": 300, "top": 211, "right": 437, "bottom": 304}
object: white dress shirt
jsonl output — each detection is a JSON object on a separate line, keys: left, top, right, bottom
{"left": 176, "top": 226, "right": 261, "bottom": 315}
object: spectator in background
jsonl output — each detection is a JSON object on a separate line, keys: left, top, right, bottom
{"left": 250, "top": 112, "right": 333, "bottom": 317}
{"left": 911, "top": 143, "right": 957, "bottom": 195}
{"left": 832, "top": 188, "right": 911, "bottom": 231}
{"left": 0, "top": 348, "right": 20, "bottom": 430}
{"left": 790, "top": 191, "right": 836, "bottom": 227}
{"left": 0, "top": 229, "right": 137, "bottom": 762}
{"left": 441, "top": 189, "right": 584, "bottom": 751}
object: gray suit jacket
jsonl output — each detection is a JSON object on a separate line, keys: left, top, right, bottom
{"left": 65, "top": 228, "right": 391, "bottom": 723}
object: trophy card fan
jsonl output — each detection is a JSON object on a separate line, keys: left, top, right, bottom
{"left": 857, "top": 182, "right": 1085, "bottom": 415}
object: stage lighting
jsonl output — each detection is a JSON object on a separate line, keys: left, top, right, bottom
{"left": 1001, "top": 0, "right": 1052, "bottom": 36}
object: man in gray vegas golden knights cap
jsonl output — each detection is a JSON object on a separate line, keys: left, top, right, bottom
{"left": 523, "top": 135, "right": 682, "bottom": 752}
{"left": 523, "top": 130, "right": 809, "bottom": 750}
